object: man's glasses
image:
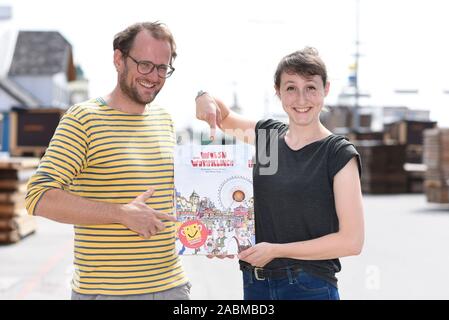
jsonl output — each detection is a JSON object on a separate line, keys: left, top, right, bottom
{"left": 126, "top": 54, "right": 175, "bottom": 78}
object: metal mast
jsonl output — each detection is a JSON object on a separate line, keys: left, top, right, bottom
{"left": 353, "top": 0, "right": 361, "bottom": 131}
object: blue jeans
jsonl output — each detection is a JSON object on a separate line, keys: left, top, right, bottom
{"left": 242, "top": 269, "right": 339, "bottom": 300}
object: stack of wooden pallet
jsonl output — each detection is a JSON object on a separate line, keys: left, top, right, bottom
{"left": 404, "top": 163, "right": 426, "bottom": 193}
{"left": 355, "top": 141, "right": 407, "bottom": 194}
{"left": 0, "top": 157, "right": 39, "bottom": 243}
{"left": 423, "top": 129, "right": 449, "bottom": 203}
{"left": 384, "top": 120, "right": 437, "bottom": 163}
{"left": 320, "top": 106, "right": 352, "bottom": 132}
{"left": 348, "top": 129, "right": 384, "bottom": 143}
{"left": 383, "top": 120, "right": 437, "bottom": 194}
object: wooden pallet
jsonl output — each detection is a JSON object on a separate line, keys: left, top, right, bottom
{"left": 404, "top": 163, "right": 425, "bottom": 193}
{"left": 406, "top": 144, "right": 424, "bottom": 164}
{"left": 356, "top": 142, "right": 409, "bottom": 194}
{"left": 0, "top": 180, "right": 28, "bottom": 193}
{"left": 385, "top": 120, "right": 437, "bottom": 145}
{"left": 423, "top": 128, "right": 449, "bottom": 203}
{"left": 8, "top": 148, "right": 46, "bottom": 158}
{"left": 0, "top": 213, "right": 31, "bottom": 230}
{"left": 0, "top": 157, "right": 39, "bottom": 243}
{"left": 362, "top": 183, "right": 408, "bottom": 194}
{"left": 425, "top": 187, "right": 449, "bottom": 204}
{"left": 0, "top": 192, "right": 26, "bottom": 203}
{"left": 348, "top": 131, "right": 384, "bottom": 142}
{"left": 0, "top": 157, "right": 40, "bottom": 170}
{"left": 0, "top": 214, "right": 36, "bottom": 244}
{"left": 0, "top": 203, "right": 27, "bottom": 218}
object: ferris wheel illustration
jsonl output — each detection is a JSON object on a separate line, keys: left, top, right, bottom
{"left": 217, "top": 175, "right": 253, "bottom": 211}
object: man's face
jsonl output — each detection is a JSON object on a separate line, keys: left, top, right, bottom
{"left": 115, "top": 30, "right": 172, "bottom": 105}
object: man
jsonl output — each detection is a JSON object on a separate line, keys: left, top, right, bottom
{"left": 227, "top": 224, "right": 252, "bottom": 254}
{"left": 214, "top": 227, "right": 227, "bottom": 255}
{"left": 25, "top": 22, "right": 191, "bottom": 300}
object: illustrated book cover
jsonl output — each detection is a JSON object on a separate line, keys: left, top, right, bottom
{"left": 174, "top": 144, "right": 255, "bottom": 255}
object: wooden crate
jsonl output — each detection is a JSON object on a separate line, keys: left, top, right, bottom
{"left": 425, "top": 186, "right": 449, "bottom": 204}
{"left": 359, "top": 114, "right": 372, "bottom": 128}
{"left": 355, "top": 142, "right": 408, "bottom": 194}
{"left": 320, "top": 106, "right": 352, "bottom": 131}
{"left": 348, "top": 130, "right": 384, "bottom": 142}
{"left": 423, "top": 128, "right": 449, "bottom": 203}
{"left": 423, "top": 129, "right": 449, "bottom": 173}
{"left": 406, "top": 144, "right": 424, "bottom": 164}
{"left": 404, "top": 163, "right": 426, "bottom": 193}
{"left": 385, "top": 120, "right": 437, "bottom": 145}
{"left": 8, "top": 108, "right": 64, "bottom": 157}
{"left": 357, "top": 142, "right": 406, "bottom": 172}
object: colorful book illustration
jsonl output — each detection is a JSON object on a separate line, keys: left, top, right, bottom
{"left": 174, "top": 144, "right": 255, "bottom": 255}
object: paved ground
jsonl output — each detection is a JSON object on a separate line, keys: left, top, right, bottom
{"left": 1, "top": 194, "right": 448, "bottom": 300}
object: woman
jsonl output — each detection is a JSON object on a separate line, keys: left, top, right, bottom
{"left": 195, "top": 47, "right": 364, "bottom": 300}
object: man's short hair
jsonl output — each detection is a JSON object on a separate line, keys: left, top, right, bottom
{"left": 113, "top": 21, "right": 177, "bottom": 64}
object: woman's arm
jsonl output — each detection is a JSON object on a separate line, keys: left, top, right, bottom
{"left": 196, "top": 93, "right": 257, "bottom": 144}
{"left": 239, "top": 158, "right": 364, "bottom": 267}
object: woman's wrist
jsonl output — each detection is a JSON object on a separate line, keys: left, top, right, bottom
{"left": 271, "top": 243, "right": 286, "bottom": 259}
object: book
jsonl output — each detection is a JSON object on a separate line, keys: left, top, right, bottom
{"left": 174, "top": 144, "right": 255, "bottom": 255}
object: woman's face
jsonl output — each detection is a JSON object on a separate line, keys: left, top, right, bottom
{"left": 276, "top": 72, "right": 329, "bottom": 127}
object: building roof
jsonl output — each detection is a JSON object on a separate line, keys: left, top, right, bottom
{"left": 0, "top": 27, "right": 39, "bottom": 108}
{"left": 8, "top": 31, "right": 76, "bottom": 80}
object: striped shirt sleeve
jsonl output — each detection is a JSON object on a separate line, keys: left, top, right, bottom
{"left": 25, "top": 110, "right": 89, "bottom": 215}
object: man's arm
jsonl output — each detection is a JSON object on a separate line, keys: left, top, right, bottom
{"left": 196, "top": 93, "right": 257, "bottom": 144}
{"left": 34, "top": 188, "right": 176, "bottom": 239}
{"left": 25, "top": 109, "right": 175, "bottom": 239}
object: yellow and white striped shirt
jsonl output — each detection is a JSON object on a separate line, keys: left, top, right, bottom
{"left": 25, "top": 98, "right": 187, "bottom": 295}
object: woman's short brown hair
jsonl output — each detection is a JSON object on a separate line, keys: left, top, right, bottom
{"left": 274, "top": 47, "right": 327, "bottom": 88}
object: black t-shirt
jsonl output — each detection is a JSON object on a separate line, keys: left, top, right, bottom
{"left": 242, "top": 119, "right": 361, "bottom": 287}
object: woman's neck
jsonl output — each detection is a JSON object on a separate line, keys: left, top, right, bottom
{"left": 285, "top": 122, "right": 331, "bottom": 150}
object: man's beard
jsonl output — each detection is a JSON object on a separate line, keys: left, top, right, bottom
{"left": 119, "top": 67, "right": 160, "bottom": 105}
